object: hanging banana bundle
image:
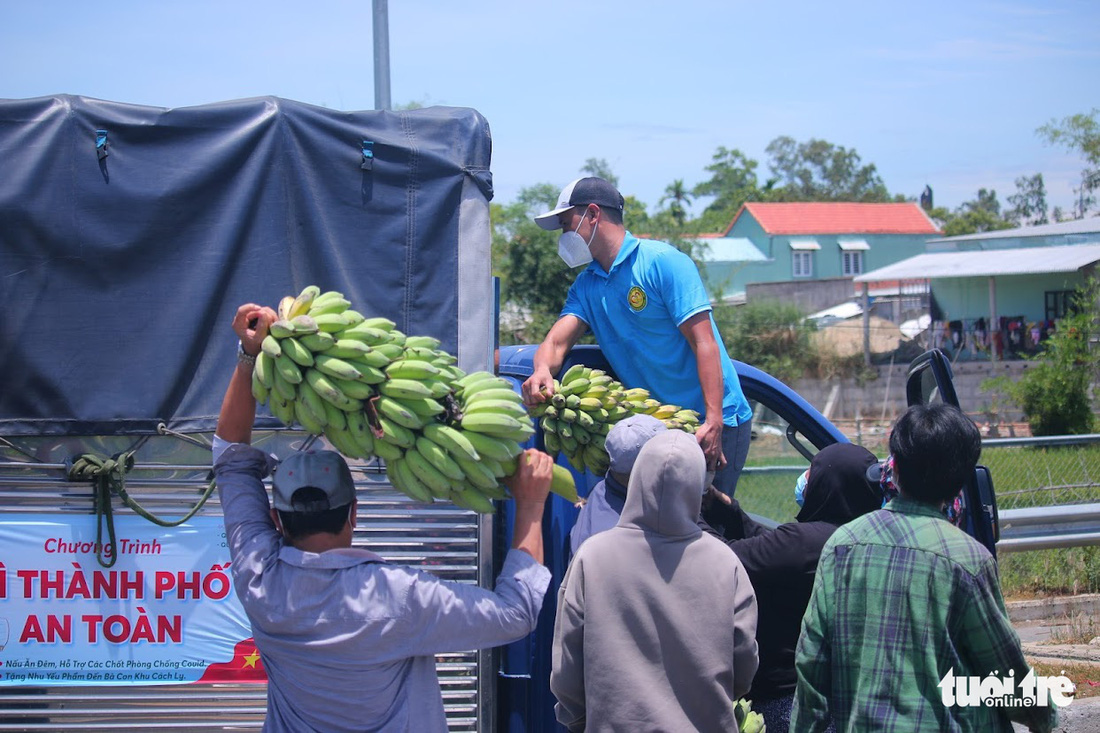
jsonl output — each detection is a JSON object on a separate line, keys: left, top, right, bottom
{"left": 528, "top": 363, "right": 701, "bottom": 475}
{"left": 734, "top": 698, "right": 766, "bottom": 733}
{"left": 250, "top": 285, "right": 578, "bottom": 511}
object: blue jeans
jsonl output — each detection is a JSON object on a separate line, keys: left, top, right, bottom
{"left": 712, "top": 417, "right": 752, "bottom": 500}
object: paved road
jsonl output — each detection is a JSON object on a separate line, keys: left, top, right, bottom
{"left": 1011, "top": 698, "right": 1100, "bottom": 732}
{"left": 1010, "top": 595, "right": 1100, "bottom": 732}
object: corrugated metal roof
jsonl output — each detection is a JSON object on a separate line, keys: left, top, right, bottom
{"left": 691, "top": 236, "right": 768, "bottom": 262}
{"left": 728, "top": 202, "right": 941, "bottom": 235}
{"left": 854, "top": 242, "right": 1100, "bottom": 282}
{"left": 928, "top": 217, "right": 1100, "bottom": 243}
{"left": 807, "top": 301, "right": 863, "bottom": 322}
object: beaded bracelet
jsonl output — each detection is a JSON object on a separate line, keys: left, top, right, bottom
{"left": 237, "top": 341, "right": 257, "bottom": 368}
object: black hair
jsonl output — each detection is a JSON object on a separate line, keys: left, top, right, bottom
{"left": 276, "top": 486, "right": 351, "bottom": 540}
{"left": 889, "top": 403, "right": 981, "bottom": 505}
{"left": 595, "top": 204, "right": 623, "bottom": 227}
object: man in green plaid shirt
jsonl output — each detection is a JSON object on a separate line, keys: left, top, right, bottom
{"left": 791, "top": 404, "right": 1060, "bottom": 732}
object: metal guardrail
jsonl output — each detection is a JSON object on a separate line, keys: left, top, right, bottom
{"left": 983, "top": 434, "right": 1100, "bottom": 448}
{"left": 985, "top": 433, "right": 1100, "bottom": 553}
{"left": 997, "top": 502, "right": 1100, "bottom": 552}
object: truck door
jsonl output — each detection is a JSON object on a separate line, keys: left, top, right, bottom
{"left": 905, "top": 349, "right": 999, "bottom": 556}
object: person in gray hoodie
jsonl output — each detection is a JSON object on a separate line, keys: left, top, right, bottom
{"left": 551, "top": 430, "right": 759, "bottom": 732}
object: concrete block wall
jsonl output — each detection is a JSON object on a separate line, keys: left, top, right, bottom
{"left": 788, "top": 360, "right": 1041, "bottom": 425}
{"left": 747, "top": 278, "right": 856, "bottom": 316}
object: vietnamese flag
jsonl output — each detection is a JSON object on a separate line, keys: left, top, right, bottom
{"left": 195, "top": 638, "right": 267, "bottom": 683}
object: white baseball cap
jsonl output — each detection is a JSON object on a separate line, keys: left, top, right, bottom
{"left": 533, "top": 177, "right": 625, "bottom": 231}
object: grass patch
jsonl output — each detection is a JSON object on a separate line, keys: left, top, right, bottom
{"left": 737, "top": 430, "right": 812, "bottom": 524}
{"left": 1027, "top": 659, "right": 1100, "bottom": 700}
{"left": 985, "top": 443, "right": 1100, "bottom": 599}
{"left": 1048, "top": 612, "right": 1100, "bottom": 646}
{"left": 1001, "top": 547, "right": 1100, "bottom": 600}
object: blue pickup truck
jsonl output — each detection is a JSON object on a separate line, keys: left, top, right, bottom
{"left": 495, "top": 343, "right": 999, "bottom": 732}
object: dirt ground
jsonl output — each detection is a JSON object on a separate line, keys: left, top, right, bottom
{"left": 811, "top": 315, "right": 911, "bottom": 357}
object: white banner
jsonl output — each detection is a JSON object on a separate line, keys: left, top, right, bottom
{"left": 0, "top": 514, "right": 266, "bottom": 686}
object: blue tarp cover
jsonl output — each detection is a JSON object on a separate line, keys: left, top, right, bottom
{"left": 0, "top": 95, "right": 493, "bottom": 436}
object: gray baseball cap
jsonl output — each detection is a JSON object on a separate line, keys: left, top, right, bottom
{"left": 272, "top": 450, "right": 356, "bottom": 512}
{"left": 605, "top": 414, "right": 667, "bottom": 475}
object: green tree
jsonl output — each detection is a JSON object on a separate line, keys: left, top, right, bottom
{"left": 932, "top": 189, "right": 1016, "bottom": 236}
{"left": 712, "top": 300, "right": 818, "bottom": 383}
{"left": 581, "top": 158, "right": 619, "bottom": 188}
{"left": 691, "top": 147, "right": 763, "bottom": 232}
{"left": 1002, "top": 278, "right": 1099, "bottom": 435}
{"left": 1006, "top": 173, "right": 1049, "bottom": 227}
{"left": 493, "top": 184, "right": 579, "bottom": 344}
{"left": 1038, "top": 108, "right": 1100, "bottom": 218}
{"left": 764, "top": 136, "right": 891, "bottom": 202}
{"left": 623, "top": 194, "right": 651, "bottom": 233}
{"left": 659, "top": 179, "right": 692, "bottom": 226}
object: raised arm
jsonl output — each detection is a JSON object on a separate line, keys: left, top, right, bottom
{"left": 215, "top": 303, "right": 277, "bottom": 445}
{"left": 522, "top": 315, "right": 588, "bottom": 406}
{"left": 503, "top": 449, "right": 553, "bottom": 564}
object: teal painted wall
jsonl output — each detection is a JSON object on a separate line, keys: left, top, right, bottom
{"left": 701, "top": 211, "right": 934, "bottom": 300}
{"left": 933, "top": 272, "right": 1088, "bottom": 325}
{"left": 701, "top": 260, "right": 774, "bottom": 300}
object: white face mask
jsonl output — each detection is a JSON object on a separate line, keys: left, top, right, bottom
{"left": 557, "top": 209, "right": 598, "bottom": 268}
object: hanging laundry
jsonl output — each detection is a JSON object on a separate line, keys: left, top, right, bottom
{"left": 973, "top": 317, "right": 988, "bottom": 348}
{"left": 949, "top": 320, "right": 964, "bottom": 351}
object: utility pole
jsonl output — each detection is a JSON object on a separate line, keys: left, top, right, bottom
{"left": 373, "top": 0, "right": 391, "bottom": 111}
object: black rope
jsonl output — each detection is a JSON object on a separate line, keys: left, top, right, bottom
{"left": 66, "top": 450, "right": 217, "bottom": 568}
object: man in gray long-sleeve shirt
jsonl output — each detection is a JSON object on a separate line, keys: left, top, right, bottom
{"left": 552, "top": 430, "right": 758, "bottom": 732}
{"left": 215, "top": 303, "right": 553, "bottom": 732}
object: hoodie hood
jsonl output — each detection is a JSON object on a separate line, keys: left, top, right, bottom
{"left": 619, "top": 431, "right": 706, "bottom": 538}
{"left": 795, "top": 442, "right": 883, "bottom": 525}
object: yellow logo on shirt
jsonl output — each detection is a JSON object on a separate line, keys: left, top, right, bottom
{"left": 628, "top": 286, "right": 647, "bottom": 312}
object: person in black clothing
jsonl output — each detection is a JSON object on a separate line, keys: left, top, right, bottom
{"left": 701, "top": 442, "right": 884, "bottom": 732}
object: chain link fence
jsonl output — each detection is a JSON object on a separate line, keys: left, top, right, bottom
{"left": 839, "top": 431, "right": 1100, "bottom": 511}
{"left": 980, "top": 436, "right": 1100, "bottom": 509}
{"left": 742, "top": 415, "right": 1100, "bottom": 519}
{"left": 823, "top": 419, "right": 1100, "bottom": 508}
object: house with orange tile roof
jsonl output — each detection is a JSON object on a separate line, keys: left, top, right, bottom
{"left": 696, "top": 201, "right": 942, "bottom": 305}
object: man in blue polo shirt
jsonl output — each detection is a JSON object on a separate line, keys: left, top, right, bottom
{"left": 521, "top": 177, "right": 753, "bottom": 498}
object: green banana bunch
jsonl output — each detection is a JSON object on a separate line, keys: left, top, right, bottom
{"left": 733, "top": 698, "right": 765, "bottom": 733}
{"left": 250, "top": 285, "right": 578, "bottom": 513}
{"left": 529, "top": 363, "right": 702, "bottom": 475}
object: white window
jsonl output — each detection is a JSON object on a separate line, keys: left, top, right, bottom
{"left": 789, "top": 239, "right": 819, "bottom": 279}
{"left": 792, "top": 251, "right": 813, "bottom": 278}
{"left": 842, "top": 250, "right": 864, "bottom": 275}
{"left": 838, "top": 238, "right": 869, "bottom": 276}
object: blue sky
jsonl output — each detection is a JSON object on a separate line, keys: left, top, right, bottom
{"left": 3, "top": 0, "right": 1097, "bottom": 222}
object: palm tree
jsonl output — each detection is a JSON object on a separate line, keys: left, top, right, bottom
{"left": 659, "top": 179, "right": 692, "bottom": 226}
